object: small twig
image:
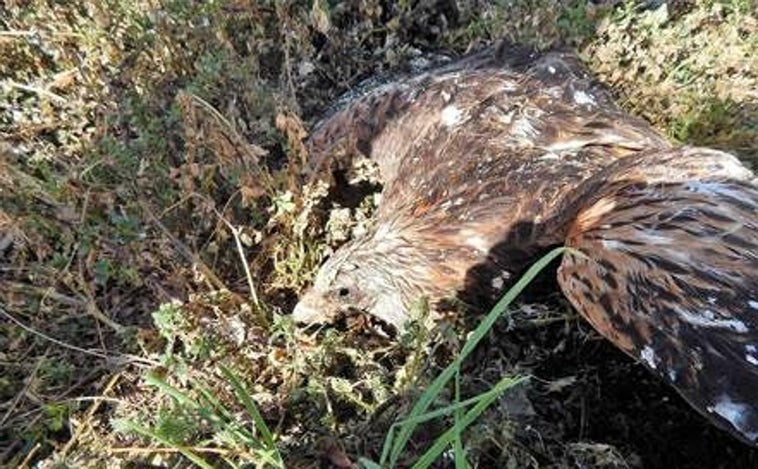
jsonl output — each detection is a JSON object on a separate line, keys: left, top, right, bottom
{"left": 138, "top": 198, "right": 230, "bottom": 292}
{"left": 143, "top": 193, "right": 261, "bottom": 308}
{"left": 18, "top": 442, "right": 41, "bottom": 469}
{"left": 199, "top": 191, "right": 260, "bottom": 308}
{"left": 60, "top": 373, "right": 123, "bottom": 458}
{"left": 0, "top": 30, "right": 37, "bottom": 37}
{"left": 0, "top": 307, "right": 158, "bottom": 367}
{"left": 4, "top": 281, "right": 83, "bottom": 307}
{"left": 230, "top": 223, "right": 260, "bottom": 308}
{"left": 183, "top": 92, "right": 275, "bottom": 192}
{"left": 0, "top": 29, "right": 82, "bottom": 39}
{"left": 109, "top": 446, "right": 238, "bottom": 455}
{"left": 207, "top": 194, "right": 262, "bottom": 309}
{"left": 5, "top": 80, "right": 67, "bottom": 104}
{"left": 0, "top": 355, "right": 45, "bottom": 427}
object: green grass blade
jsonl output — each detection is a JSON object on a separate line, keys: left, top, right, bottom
{"left": 220, "top": 365, "right": 284, "bottom": 468}
{"left": 359, "top": 458, "right": 384, "bottom": 469}
{"left": 453, "top": 371, "right": 467, "bottom": 469}
{"left": 410, "top": 375, "right": 523, "bottom": 469}
{"left": 382, "top": 247, "right": 569, "bottom": 467}
{"left": 118, "top": 419, "right": 215, "bottom": 469}
{"left": 144, "top": 372, "right": 200, "bottom": 410}
{"left": 399, "top": 376, "right": 529, "bottom": 428}
{"left": 190, "top": 377, "right": 260, "bottom": 449}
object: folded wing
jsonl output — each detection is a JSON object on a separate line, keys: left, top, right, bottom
{"left": 558, "top": 148, "right": 758, "bottom": 446}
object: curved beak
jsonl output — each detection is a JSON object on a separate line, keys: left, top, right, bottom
{"left": 291, "top": 290, "right": 337, "bottom": 325}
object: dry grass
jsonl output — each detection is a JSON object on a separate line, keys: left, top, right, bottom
{"left": 1, "top": 1, "right": 757, "bottom": 468}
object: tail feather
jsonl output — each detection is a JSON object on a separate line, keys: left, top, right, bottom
{"left": 558, "top": 148, "right": 758, "bottom": 447}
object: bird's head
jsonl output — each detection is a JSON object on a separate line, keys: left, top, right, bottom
{"left": 292, "top": 226, "right": 433, "bottom": 330}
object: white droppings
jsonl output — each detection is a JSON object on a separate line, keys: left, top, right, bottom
{"left": 749, "top": 300, "right": 758, "bottom": 310}
{"left": 547, "top": 65, "right": 556, "bottom": 74}
{"left": 491, "top": 276, "right": 505, "bottom": 290}
{"left": 440, "top": 105, "right": 463, "bottom": 127}
{"left": 641, "top": 346, "right": 657, "bottom": 369}
{"left": 708, "top": 296, "right": 717, "bottom": 305}
{"left": 707, "top": 395, "right": 758, "bottom": 441}
{"left": 676, "top": 307, "right": 749, "bottom": 333}
{"left": 441, "top": 91, "right": 452, "bottom": 102}
{"left": 667, "top": 368, "right": 677, "bottom": 383}
{"left": 573, "top": 90, "right": 596, "bottom": 106}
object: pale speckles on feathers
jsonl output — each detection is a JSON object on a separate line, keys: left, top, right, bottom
{"left": 440, "top": 105, "right": 464, "bottom": 127}
{"left": 746, "top": 345, "right": 758, "bottom": 366}
{"left": 641, "top": 345, "right": 658, "bottom": 369}
{"left": 573, "top": 90, "right": 596, "bottom": 106}
{"left": 676, "top": 307, "right": 750, "bottom": 333}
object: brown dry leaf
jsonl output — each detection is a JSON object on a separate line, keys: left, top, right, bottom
{"left": 276, "top": 111, "right": 309, "bottom": 168}
{"left": 240, "top": 172, "right": 267, "bottom": 206}
{"left": 48, "top": 68, "right": 78, "bottom": 91}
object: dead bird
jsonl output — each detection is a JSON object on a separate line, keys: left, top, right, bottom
{"left": 292, "top": 42, "right": 758, "bottom": 447}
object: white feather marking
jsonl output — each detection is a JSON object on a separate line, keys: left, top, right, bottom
{"left": 601, "top": 239, "right": 625, "bottom": 251}
{"left": 636, "top": 231, "right": 672, "bottom": 245}
{"left": 441, "top": 105, "right": 463, "bottom": 127}
{"left": 676, "top": 307, "right": 749, "bottom": 333}
{"left": 707, "top": 395, "right": 758, "bottom": 441}
{"left": 459, "top": 228, "right": 490, "bottom": 253}
{"left": 538, "top": 152, "right": 559, "bottom": 160}
{"left": 573, "top": 90, "right": 596, "bottom": 106}
{"left": 641, "top": 346, "right": 657, "bottom": 369}
{"left": 747, "top": 345, "right": 758, "bottom": 366}
{"left": 749, "top": 300, "right": 758, "bottom": 310}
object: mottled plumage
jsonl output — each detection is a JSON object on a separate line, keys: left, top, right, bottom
{"left": 293, "top": 43, "right": 758, "bottom": 446}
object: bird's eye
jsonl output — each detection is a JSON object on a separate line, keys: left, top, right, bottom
{"left": 338, "top": 287, "right": 350, "bottom": 297}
